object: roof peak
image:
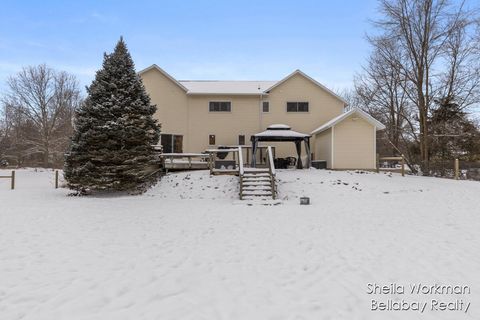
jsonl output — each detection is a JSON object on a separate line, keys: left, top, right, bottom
{"left": 178, "top": 80, "right": 276, "bottom": 83}
{"left": 139, "top": 65, "right": 345, "bottom": 102}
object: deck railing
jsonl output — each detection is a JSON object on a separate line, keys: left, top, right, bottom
{"left": 205, "top": 148, "right": 240, "bottom": 175}
{"left": 160, "top": 153, "right": 210, "bottom": 171}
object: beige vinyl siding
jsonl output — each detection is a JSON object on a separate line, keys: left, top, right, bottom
{"left": 314, "top": 128, "right": 332, "bottom": 168}
{"left": 262, "top": 73, "right": 344, "bottom": 157}
{"left": 141, "top": 67, "right": 383, "bottom": 169}
{"left": 140, "top": 68, "right": 189, "bottom": 147}
{"left": 333, "top": 115, "right": 375, "bottom": 169}
{"left": 187, "top": 95, "right": 261, "bottom": 153}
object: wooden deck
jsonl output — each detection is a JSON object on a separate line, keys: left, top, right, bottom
{"left": 161, "top": 153, "right": 210, "bottom": 170}
{"left": 160, "top": 148, "right": 272, "bottom": 175}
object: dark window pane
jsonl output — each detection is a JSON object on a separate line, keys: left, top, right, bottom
{"left": 209, "top": 134, "right": 216, "bottom": 145}
{"left": 161, "top": 134, "right": 173, "bottom": 153}
{"left": 298, "top": 102, "right": 309, "bottom": 112}
{"left": 210, "top": 101, "right": 230, "bottom": 112}
{"left": 238, "top": 135, "right": 245, "bottom": 145}
{"left": 209, "top": 102, "right": 215, "bottom": 112}
{"left": 173, "top": 135, "right": 183, "bottom": 153}
{"left": 221, "top": 102, "right": 231, "bottom": 111}
{"left": 262, "top": 101, "right": 269, "bottom": 112}
{"left": 287, "top": 102, "right": 297, "bottom": 112}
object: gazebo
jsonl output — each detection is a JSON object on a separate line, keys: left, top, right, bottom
{"left": 250, "top": 124, "right": 311, "bottom": 169}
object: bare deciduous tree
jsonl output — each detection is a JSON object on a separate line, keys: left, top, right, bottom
{"left": 363, "top": 0, "right": 480, "bottom": 173}
{"left": 2, "top": 64, "right": 81, "bottom": 167}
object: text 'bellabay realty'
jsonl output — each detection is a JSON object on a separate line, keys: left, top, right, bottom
{"left": 367, "top": 283, "right": 471, "bottom": 314}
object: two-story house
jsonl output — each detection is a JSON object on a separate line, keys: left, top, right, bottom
{"left": 139, "top": 65, "right": 385, "bottom": 169}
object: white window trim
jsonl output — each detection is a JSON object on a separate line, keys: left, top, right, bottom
{"left": 286, "top": 101, "right": 310, "bottom": 113}
{"left": 208, "top": 101, "right": 232, "bottom": 113}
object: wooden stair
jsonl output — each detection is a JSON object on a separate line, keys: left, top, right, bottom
{"left": 240, "top": 169, "right": 276, "bottom": 200}
{"left": 237, "top": 146, "right": 277, "bottom": 202}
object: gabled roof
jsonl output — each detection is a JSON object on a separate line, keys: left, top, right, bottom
{"left": 138, "top": 65, "right": 344, "bottom": 99}
{"left": 311, "top": 108, "right": 386, "bottom": 135}
{"left": 138, "top": 64, "right": 188, "bottom": 92}
{"left": 178, "top": 80, "right": 276, "bottom": 95}
{"left": 265, "top": 69, "right": 348, "bottom": 105}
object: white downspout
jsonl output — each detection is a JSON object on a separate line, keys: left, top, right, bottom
{"left": 331, "top": 126, "right": 335, "bottom": 169}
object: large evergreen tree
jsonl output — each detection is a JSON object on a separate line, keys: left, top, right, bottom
{"left": 64, "top": 38, "right": 160, "bottom": 192}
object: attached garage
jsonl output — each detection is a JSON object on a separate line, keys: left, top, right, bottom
{"left": 311, "top": 109, "right": 385, "bottom": 170}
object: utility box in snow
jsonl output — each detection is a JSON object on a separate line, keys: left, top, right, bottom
{"left": 300, "top": 197, "right": 310, "bottom": 205}
{"left": 311, "top": 160, "right": 327, "bottom": 169}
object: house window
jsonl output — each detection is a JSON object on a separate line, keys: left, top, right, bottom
{"left": 238, "top": 135, "right": 245, "bottom": 145}
{"left": 209, "top": 134, "right": 216, "bottom": 145}
{"left": 262, "top": 101, "right": 269, "bottom": 112}
{"left": 209, "top": 101, "right": 231, "bottom": 112}
{"left": 161, "top": 134, "right": 183, "bottom": 153}
{"left": 287, "top": 102, "right": 309, "bottom": 112}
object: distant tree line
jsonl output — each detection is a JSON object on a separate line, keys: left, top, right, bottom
{"left": 0, "top": 64, "right": 82, "bottom": 168}
{"left": 344, "top": 0, "right": 480, "bottom": 175}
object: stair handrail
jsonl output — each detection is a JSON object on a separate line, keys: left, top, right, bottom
{"left": 267, "top": 146, "right": 276, "bottom": 176}
{"left": 267, "top": 146, "right": 276, "bottom": 199}
{"left": 238, "top": 146, "right": 244, "bottom": 176}
{"left": 238, "top": 146, "right": 244, "bottom": 200}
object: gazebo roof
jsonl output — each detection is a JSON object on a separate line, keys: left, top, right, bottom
{"left": 252, "top": 124, "right": 311, "bottom": 141}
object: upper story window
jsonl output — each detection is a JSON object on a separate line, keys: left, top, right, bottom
{"left": 262, "top": 101, "right": 270, "bottom": 113}
{"left": 209, "top": 101, "right": 231, "bottom": 112}
{"left": 287, "top": 102, "right": 309, "bottom": 112}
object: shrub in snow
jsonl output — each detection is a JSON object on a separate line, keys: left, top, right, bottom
{"left": 64, "top": 37, "right": 160, "bottom": 193}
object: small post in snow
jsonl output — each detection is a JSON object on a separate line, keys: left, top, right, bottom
{"left": 454, "top": 158, "right": 459, "bottom": 180}
{"left": 11, "top": 170, "right": 15, "bottom": 190}
{"left": 401, "top": 154, "right": 405, "bottom": 177}
{"left": 55, "top": 170, "right": 59, "bottom": 189}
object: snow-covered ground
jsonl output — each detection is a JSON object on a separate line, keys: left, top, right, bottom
{"left": 1, "top": 168, "right": 480, "bottom": 320}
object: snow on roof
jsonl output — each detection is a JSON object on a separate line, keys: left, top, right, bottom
{"left": 311, "top": 108, "right": 386, "bottom": 135}
{"left": 254, "top": 127, "right": 310, "bottom": 138}
{"left": 178, "top": 81, "right": 276, "bottom": 95}
{"left": 265, "top": 70, "right": 348, "bottom": 105}
{"left": 137, "top": 64, "right": 188, "bottom": 92}
{"left": 138, "top": 65, "right": 344, "bottom": 99}
{"left": 267, "top": 124, "right": 291, "bottom": 130}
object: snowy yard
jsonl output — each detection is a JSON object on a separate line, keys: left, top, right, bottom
{"left": 1, "top": 168, "right": 480, "bottom": 320}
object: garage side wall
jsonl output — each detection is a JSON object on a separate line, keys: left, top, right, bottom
{"left": 333, "top": 115, "right": 376, "bottom": 169}
{"left": 314, "top": 128, "right": 332, "bottom": 168}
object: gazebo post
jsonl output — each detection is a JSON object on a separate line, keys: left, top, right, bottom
{"left": 304, "top": 137, "right": 311, "bottom": 168}
{"left": 295, "top": 140, "right": 303, "bottom": 169}
{"left": 251, "top": 138, "right": 257, "bottom": 167}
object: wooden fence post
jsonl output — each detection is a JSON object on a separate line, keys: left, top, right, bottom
{"left": 454, "top": 158, "right": 459, "bottom": 180}
{"left": 55, "top": 170, "right": 59, "bottom": 188}
{"left": 11, "top": 170, "right": 15, "bottom": 190}
{"left": 401, "top": 154, "right": 405, "bottom": 177}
